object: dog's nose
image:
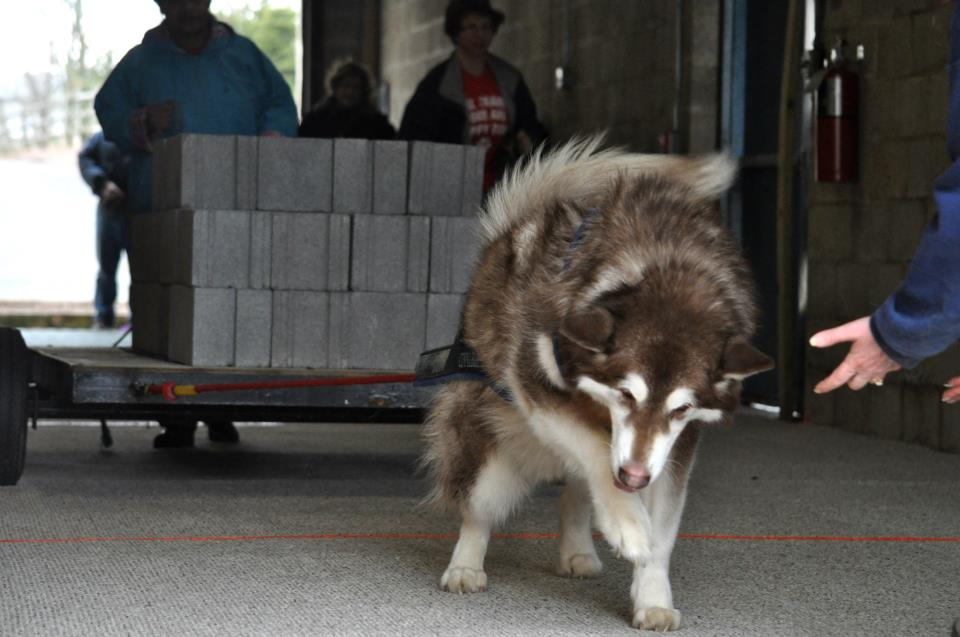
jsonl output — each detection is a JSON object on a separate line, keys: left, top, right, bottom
{"left": 618, "top": 463, "right": 651, "bottom": 489}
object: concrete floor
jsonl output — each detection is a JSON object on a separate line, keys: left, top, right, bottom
{"left": 0, "top": 413, "right": 957, "bottom": 637}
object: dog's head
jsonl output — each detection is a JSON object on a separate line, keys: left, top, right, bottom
{"left": 554, "top": 295, "right": 773, "bottom": 492}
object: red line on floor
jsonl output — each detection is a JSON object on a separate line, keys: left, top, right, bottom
{"left": 0, "top": 532, "right": 958, "bottom": 545}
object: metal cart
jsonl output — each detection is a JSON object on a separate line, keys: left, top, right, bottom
{"left": 0, "top": 327, "right": 432, "bottom": 486}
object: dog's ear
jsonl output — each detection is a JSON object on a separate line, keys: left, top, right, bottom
{"left": 559, "top": 307, "right": 614, "bottom": 353}
{"left": 720, "top": 337, "right": 774, "bottom": 380}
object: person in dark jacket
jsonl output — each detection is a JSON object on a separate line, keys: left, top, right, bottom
{"left": 299, "top": 59, "right": 395, "bottom": 140}
{"left": 398, "top": 0, "right": 545, "bottom": 192}
{"left": 811, "top": 2, "right": 960, "bottom": 405}
{"left": 78, "top": 131, "right": 131, "bottom": 329}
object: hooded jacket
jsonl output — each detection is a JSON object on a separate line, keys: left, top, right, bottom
{"left": 94, "top": 20, "right": 298, "bottom": 214}
{"left": 869, "top": 3, "right": 960, "bottom": 367}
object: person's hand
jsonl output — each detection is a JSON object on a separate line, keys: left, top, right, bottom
{"left": 809, "top": 316, "right": 902, "bottom": 393}
{"left": 944, "top": 377, "right": 960, "bottom": 404}
{"left": 100, "top": 180, "right": 126, "bottom": 209}
{"left": 145, "top": 100, "right": 177, "bottom": 138}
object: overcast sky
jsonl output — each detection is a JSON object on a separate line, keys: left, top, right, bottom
{"left": 0, "top": 0, "right": 299, "bottom": 96}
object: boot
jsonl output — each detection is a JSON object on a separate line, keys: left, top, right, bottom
{"left": 205, "top": 421, "right": 239, "bottom": 443}
{"left": 153, "top": 421, "right": 197, "bottom": 449}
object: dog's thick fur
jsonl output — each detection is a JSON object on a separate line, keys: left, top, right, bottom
{"left": 420, "top": 137, "right": 773, "bottom": 631}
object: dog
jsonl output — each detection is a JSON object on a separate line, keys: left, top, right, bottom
{"left": 420, "top": 137, "right": 773, "bottom": 631}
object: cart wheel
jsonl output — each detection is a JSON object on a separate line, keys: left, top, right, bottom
{"left": 0, "top": 328, "right": 29, "bottom": 486}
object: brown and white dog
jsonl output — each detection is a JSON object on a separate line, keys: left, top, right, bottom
{"left": 420, "top": 137, "right": 773, "bottom": 631}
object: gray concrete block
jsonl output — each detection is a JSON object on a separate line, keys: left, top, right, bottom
{"left": 129, "top": 212, "right": 159, "bottom": 283}
{"left": 249, "top": 211, "right": 272, "bottom": 289}
{"left": 270, "top": 290, "right": 329, "bottom": 368}
{"left": 257, "top": 137, "right": 333, "bottom": 212}
{"left": 407, "top": 142, "right": 465, "bottom": 216}
{"left": 174, "top": 209, "right": 251, "bottom": 289}
{"left": 429, "top": 216, "right": 482, "bottom": 293}
{"left": 333, "top": 139, "right": 372, "bottom": 214}
{"left": 372, "top": 140, "right": 408, "bottom": 214}
{"left": 153, "top": 210, "right": 180, "bottom": 284}
{"left": 328, "top": 292, "right": 426, "bottom": 370}
{"left": 129, "top": 283, "right": 169, "bottom": 357}
{"left": 235, "top": 289, "right": 272, "bottom": 367}
{"left": 270, "top": 213, "right": 351, "bottom": 291}
{"left": 166, "top": 286, "right": 236, "bottom": 366}
{"left": 328, "top": 213, "right": 352, "bottom": 291}
{"left": 350, "top": 215, "right": 430, "bottom": 292}
{"left": 235, "top": 135, "right": 259, "bottom": 210}
{"left": 150, "top": 137, "right": 168, "bottom": 213}
{"left": 426, "top": 294, "right": 465, "bottom": 349}
{"left": 154, "top": 134, "right": 237, "bottom": 211}
{"left": 461, "top": 144, "right": 486, "bottom": 215}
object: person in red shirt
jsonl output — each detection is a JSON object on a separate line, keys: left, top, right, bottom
{"left": 399, "top": 0, "right": 546, "bottom": 192}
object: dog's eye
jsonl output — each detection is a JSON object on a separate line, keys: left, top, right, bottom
{"left": 619, "top": 388, "right": 636, "bottom": 404}
{"left": 671, "top": 404, "right": 693, "bottom": 419}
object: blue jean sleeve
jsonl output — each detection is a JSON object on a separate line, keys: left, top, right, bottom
{"left": 871, "top": 160, "right": 960, "bottom": 368}
{"left": 254, "top": 47, "right": 298, "bottom": 136}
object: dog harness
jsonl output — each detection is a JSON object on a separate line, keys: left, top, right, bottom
{"left": 413, "top": 207, "right": 600, "bottom": 401}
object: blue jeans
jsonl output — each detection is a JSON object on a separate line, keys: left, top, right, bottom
{"left": 94, "top": 204, "right": 130, "bottom": 326}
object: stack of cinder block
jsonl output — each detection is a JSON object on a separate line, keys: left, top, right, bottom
{"left": 129, "top": 134, "right": 486, "bottom": 369}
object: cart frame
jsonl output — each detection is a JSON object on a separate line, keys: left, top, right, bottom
{"left": 0, "top": 327, "right": 430, "bottom": 486}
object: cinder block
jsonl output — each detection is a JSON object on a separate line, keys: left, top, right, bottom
{"left": 461, "top": 144, "right": 486, "bottom": 215}
{"left": 235, "top": 135, "right": 259, "bottom": 210}
{"left": 156, "top": 210, "right": 181, "bottom": 284}
{"left": 328, "top": 214, "right": 352, "bottom": 291}
{"left": 350, "top": 215, "right": 431, "bottom": 292}
{"left": 129, "top": 283, "right": 169, "bottom": 357}
{"left": 372, "top": 140, "right": 408, "bottom": 214}
{"left": 166, "top": 286, "right": 236, "bottom": 366}
{"left": 257, "top": 137, "right": 333, "bottom": 212}
{"left": 426, "top": 294, "right": 464, "bottom": 349}
{"left": 407, "top": 142, "right": 465, "bottom": 216}
{"left": 153, "top": 134, "right": 237, "bottom": 211}
{"left": 429, "top": 216, "right": 482, "bottom": 293}
{"left": 174, "top": 209, "right": 251, "bottom": 289}
{"left": 271, "top": 213, "right": 351, "bottom": 290}
{"left": 270, "top": 290, "right": 329, "bottom": 368}
{"left": 249, "top": 211, "right": 272, "bottom": 289}
{"left": 333, "top": 138, "right": 372, "bottom": 214}
{"left": 328, "top": 292, "right": 427, "bottom": 369}
{"left": 130, "top": 212, "right": 159, "bottom": 283}
{"left": 235, "top": 289, "right": 272, "bottom": 367}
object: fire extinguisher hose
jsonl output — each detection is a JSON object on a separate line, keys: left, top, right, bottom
{"left": 133, "top": 373, "right": 418, "bottom": 402}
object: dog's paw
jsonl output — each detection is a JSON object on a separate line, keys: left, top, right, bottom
{"left": 557, "top": 552, "right": 603, "bottom": 578}
{"left": 596, "top": 512, "right": 651, "bottom": 564}
{"left": 632, "top": 607, "right": 681, "bottom": 631}
{"left": 440, "top": 567, "right": 488, "bottom": 594}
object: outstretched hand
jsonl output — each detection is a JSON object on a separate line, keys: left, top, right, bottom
{"left": 945, "top": 377, "right": 960, "bottom": 404}
{"left": 809, "top": 317, "right": 901, "bottom": 393}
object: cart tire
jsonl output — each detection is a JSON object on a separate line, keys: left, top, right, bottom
{"left": 0, "top": 328, "right": 29, "bottom": 486}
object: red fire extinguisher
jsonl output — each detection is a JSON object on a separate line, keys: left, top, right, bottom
{"left": 816, "top": 43, "right": 859, "bottom": 182}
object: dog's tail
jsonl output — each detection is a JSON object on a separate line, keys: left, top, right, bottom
{"left": 481, "top": 134, "right": 737, "bottom": 243}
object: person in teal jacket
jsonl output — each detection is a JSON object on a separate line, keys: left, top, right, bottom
{"left": 95, "top": 0, "right": 298, "bottom": 448}
{"left": 95, "top": 0, "right": 298, "bottom": 216}
{"left": 811, "top": 2, "right": 960, "bottom": 406}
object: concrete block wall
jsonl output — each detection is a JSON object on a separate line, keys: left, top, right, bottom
{"left": 130, "top": 134, "right": 479, "bottom": 370}
{"left": 806, "top": 1, "right": 959, "bottom": 453}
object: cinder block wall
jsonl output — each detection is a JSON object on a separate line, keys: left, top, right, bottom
{"left": 806, "top": 1, "right": 959, "bottom": 452}
{"left": 381, "top": 0, "right": 707, "bottom": 152}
